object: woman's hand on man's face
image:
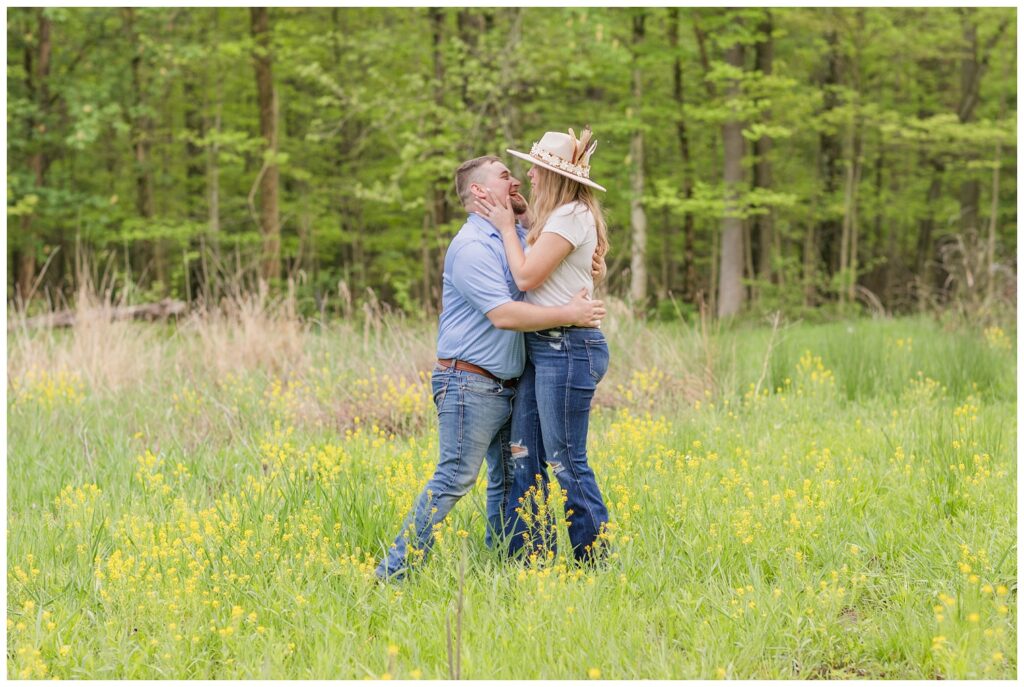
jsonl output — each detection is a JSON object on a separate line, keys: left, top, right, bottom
{"left": 474, "top": 188, "right": 517, "bottom": 234}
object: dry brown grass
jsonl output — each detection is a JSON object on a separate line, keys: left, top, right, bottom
{"left": 8, "top": 282, "right": 164, "bottom": 394}
{"left": 8, "top": 284, "right": 711, "bottom": 433}
{"left": 595, "top": 295, "right": 714, "bottom": 410}
{"left": 8, "top": 278, "right": 319, "bottom": 398}
{"left": 179, "top": 281, "right": 310, "bottom": 381}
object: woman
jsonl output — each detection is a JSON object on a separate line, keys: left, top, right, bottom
{"left": 475, "top": 126, "right": 611, "bottom": 564}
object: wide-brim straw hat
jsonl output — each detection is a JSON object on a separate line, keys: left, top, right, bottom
{"left": 507, "top": 127, "right": 606, "bottom": 192}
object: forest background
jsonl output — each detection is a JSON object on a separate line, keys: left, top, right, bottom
{"left": 5, "top": 8, "right": 1019, "bottom": 679}
{"left": 5, "top": 6, "right": 1018, "bottom": 321}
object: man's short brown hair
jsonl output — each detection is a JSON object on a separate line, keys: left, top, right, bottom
{"left": 454, "top": 155, "right": 502, "bottom": 207}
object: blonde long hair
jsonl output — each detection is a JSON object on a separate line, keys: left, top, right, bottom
{"left": 527, "top": 167, "right": 609, "bottom": 258}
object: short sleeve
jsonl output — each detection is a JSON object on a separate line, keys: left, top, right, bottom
{"left": 449, "top": 241, "right": 513, "bottom": 314}
{"left": 542, "top": 204, "right": 590, "bottom": 248}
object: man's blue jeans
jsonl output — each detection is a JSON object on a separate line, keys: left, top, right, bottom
{"left": 505, "top": 327, "right": 610, "bottom": 563}
{"left": 376, "top": 366, "right": 514, "bottom": 579}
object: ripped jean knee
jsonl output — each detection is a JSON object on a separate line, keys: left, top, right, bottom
{"left": 509, "top": 442, "right": 530, "bottom": 470}
{"left": 548, "top": 458, "right": 565, "bottom": 477}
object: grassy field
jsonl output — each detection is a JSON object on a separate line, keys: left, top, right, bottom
{"left": 6, "top": 303, "right": 1017, "bottom": 679}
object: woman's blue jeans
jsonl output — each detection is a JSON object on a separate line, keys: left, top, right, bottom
{"left": 504, "top": 327, "right": 610, "bottom": 563}
{"left": 376, "top": 366, "right": 514, "bottom": 580}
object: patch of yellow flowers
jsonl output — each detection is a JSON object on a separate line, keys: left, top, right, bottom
{"left": 930, "top": 544, "right": 1014, "bottom": 674}
{"left": 6, "top": 345, "right": 1016, "bottom": 679}
{"left": 10, "top": 367, "right": 85, "bottom": 408}
{"left": 614, "top": 366, "right": 667, "bottom": 408}
{"left": 982, "top": 326, "right": 1011, "bottom": 351}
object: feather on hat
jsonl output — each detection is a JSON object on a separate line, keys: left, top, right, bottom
{"left": 507, "top": 126, "right": 606, "bottom": 192}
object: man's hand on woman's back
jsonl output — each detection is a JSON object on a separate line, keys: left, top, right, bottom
{"left": 591, "top": 253, "right": 607, "bottom": 284}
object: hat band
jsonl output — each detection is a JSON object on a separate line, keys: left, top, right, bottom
{"left": 529, "top": 143, "right": 591, "bottom": 179}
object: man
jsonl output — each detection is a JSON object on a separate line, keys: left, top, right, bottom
{"left": 375, "top": 156, "right": 605, "bottom": 580}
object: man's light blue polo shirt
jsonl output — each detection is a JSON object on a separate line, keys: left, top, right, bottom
{"left": 436, "top": 213, "right": 528, "bottom": 380}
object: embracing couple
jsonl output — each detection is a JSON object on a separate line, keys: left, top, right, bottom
{"left": 376, "top": 127, "right": 611, "bottom": 581}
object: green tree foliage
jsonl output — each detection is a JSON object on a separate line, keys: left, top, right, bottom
{"left": 6, "top": 8, "right": 1016, "bottom": 318}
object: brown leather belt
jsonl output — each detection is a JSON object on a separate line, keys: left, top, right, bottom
{"left": 437, "top": 358, "right": 518, "bottom": 388}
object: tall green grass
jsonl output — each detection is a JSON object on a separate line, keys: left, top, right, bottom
{"left": 7, "top": 312, "right": 1016, "bottom": 678}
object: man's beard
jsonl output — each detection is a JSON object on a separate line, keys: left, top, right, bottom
{"left": 509, "top": 191, "right": 529, "bottom": 215}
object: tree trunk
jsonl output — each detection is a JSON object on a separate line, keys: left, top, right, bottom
{"left": 424, "top": 7, "right": 449, "bottom": 314}
{"left": 159, "top": 12, "right": 180, "bottom": 292}
{"left": 817, "top": 27, "right": 842, "bottom": 281}
{"left": 669, "top": 8, "right": 697, "bottom": 303}
{"left": 959, "top": 12, "right": 980, "bottom": 234}
{"left": 952, "top": 10, "right": 1012, "bottom": 240}
{"left": 985, "top": 57, "right": 1010, "bottom": 300}
{"left": 251, "top": 7, "right": 280, "bottom": 283}
{"left": 20, "top": 299, "right": 187, "bottom": 329}
{"left": 693, "top": 14, "right": 720, "bottom": 310}
{"left": 915, "top": 161, "right": 944, "bottom": 289}
{"left": 205, "top": 9, "right": 222, "bottom": 247}
{"left": 17, "top": 9, "right": 52, "bottom": 301}
{"left": 847, "top": 137, "right": 862, "bottom": 305}
{"left": 873, "top": 143, "right": 889, "bottom": 302}
{"left": 456, "top": 9, "right": 484, "bottom": 110}
{"left": 840, "top": 10, "right": 866, "bottom": 306}
{"left": 847, "top": 9, "right": 864, "bottom": 305}
{"left": 753, "top": 11, "right": 774, "bottom": 287}
{"left": 718, "top": 41, "right": 745, "bottom": 318}
{"left": 124, "top": 13, "right": 157, "bottom": 230}
{"left": 659, "top": 206, "right": 670, "bottom": 299}
{"left": 184, "top": 60, "right": 204, "bottom": 220}
{"left": 743, "top": 218, "right": 754, "bottom": 297}
{"left": 124, "top": 8, "right": 164, "bottom": 292}
{"left": 710, "top": 212, "right": 719, "bottom": 315}
{"left": 329, "top": 7, "right": 349, "bottom": 297}
{"left": 494, "top": 8, "right": 524, "bottom": 166}
{"left": 803, "top": 220, "right": 816, "bottom": 307}
{"left": 839, "top": 112, "right": 862, "bottom": 305}
{"left": 628, "top": 11, "right": 648, "bottom": 311}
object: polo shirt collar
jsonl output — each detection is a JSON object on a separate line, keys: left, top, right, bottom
{"left": 467, "top": 212, "right": 527, "bottom": 239}
{"left": 467, "top": 212, "right": 500, "bottom": 237}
